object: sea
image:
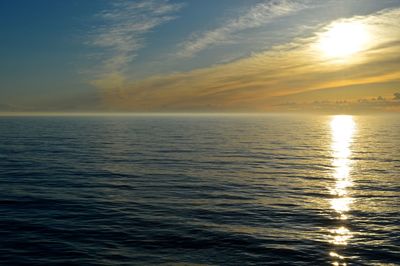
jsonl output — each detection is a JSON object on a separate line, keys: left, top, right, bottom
{"left": 0, "top": 114, "right": 399, "bottom": 265}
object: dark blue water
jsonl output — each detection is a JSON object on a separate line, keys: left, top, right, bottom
{"left": 0, "top": 114, "right": 399, "bottom": 265}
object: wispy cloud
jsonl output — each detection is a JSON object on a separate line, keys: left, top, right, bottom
{"left": 101, "top": 7, "right": 400, "bottom": 112}
{"left": 177, "top": 0, "right": 309, "bottom": 58}
{"left": 89, "top": 0, "right": 184, "bottom": 89}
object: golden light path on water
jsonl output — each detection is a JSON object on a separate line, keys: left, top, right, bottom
{"left": 329, "top": 115, "right": 356, "bottom": 266}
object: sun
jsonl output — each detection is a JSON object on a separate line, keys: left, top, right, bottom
{"left": 318, "top": 21, "right": 370, "bottom": 59}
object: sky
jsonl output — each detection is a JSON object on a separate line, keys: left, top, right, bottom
{"left": 1, "top": 0, "right": 400, "bottom": 113}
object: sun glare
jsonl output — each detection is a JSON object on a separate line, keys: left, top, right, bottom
{"left": 319, "top": 21, "right": 370, "bottom": 59}
{"left": 328, "top": 115, "right": 356, "bottom": 265}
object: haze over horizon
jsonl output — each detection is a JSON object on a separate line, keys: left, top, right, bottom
{"left": 1, "top": 0, "right": 400, "bottom": 113}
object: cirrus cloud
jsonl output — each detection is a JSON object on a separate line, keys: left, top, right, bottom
{"left": 177, "top": 0, "right": 310, "bottom": 58}
{"left": 89, "top": 0, "right": 184, "bottom": 89}
{"left": 100, "top": 7, "right": 400, "bottom": 112}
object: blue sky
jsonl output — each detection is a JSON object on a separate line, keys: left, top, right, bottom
{"left": 1, "top": 0, "right": 400, "bottom": 112}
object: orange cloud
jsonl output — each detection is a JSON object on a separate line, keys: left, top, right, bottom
{"left": 99, "top": 8, "right": 400, "bottom": 112}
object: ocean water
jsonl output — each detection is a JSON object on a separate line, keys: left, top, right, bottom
{"left": 0, "top": 114, "right": 399, "bottom": 266}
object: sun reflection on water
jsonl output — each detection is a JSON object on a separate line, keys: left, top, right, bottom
{"left": 329, "top": 115, "right": 356, "bottom": 265}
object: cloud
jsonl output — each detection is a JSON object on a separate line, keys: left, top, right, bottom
{"left": 0, "top": 103, "right": 20, "bottom": 112}
{"left": 272, "top": 94, "right": 400, "bottom": 113}
{"left": 89, "top": 0, "right": 184, "bottom": 89}
{"left": 177, "top": 0, "right": 309, "bottom": 58}
{"left": 100, "top": 7, "right": 400, "bottom": 112}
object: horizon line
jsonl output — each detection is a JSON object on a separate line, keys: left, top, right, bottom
{"left": 0, "top": 111, "right": 396, "bottom": 117}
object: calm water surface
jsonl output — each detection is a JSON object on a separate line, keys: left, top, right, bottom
{"left": 0, "top": 114, "right": 399, "bottom": 265}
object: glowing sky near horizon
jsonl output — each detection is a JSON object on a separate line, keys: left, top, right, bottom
{"left": 0, "top": 0, "right": 399, "bottom": 112}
